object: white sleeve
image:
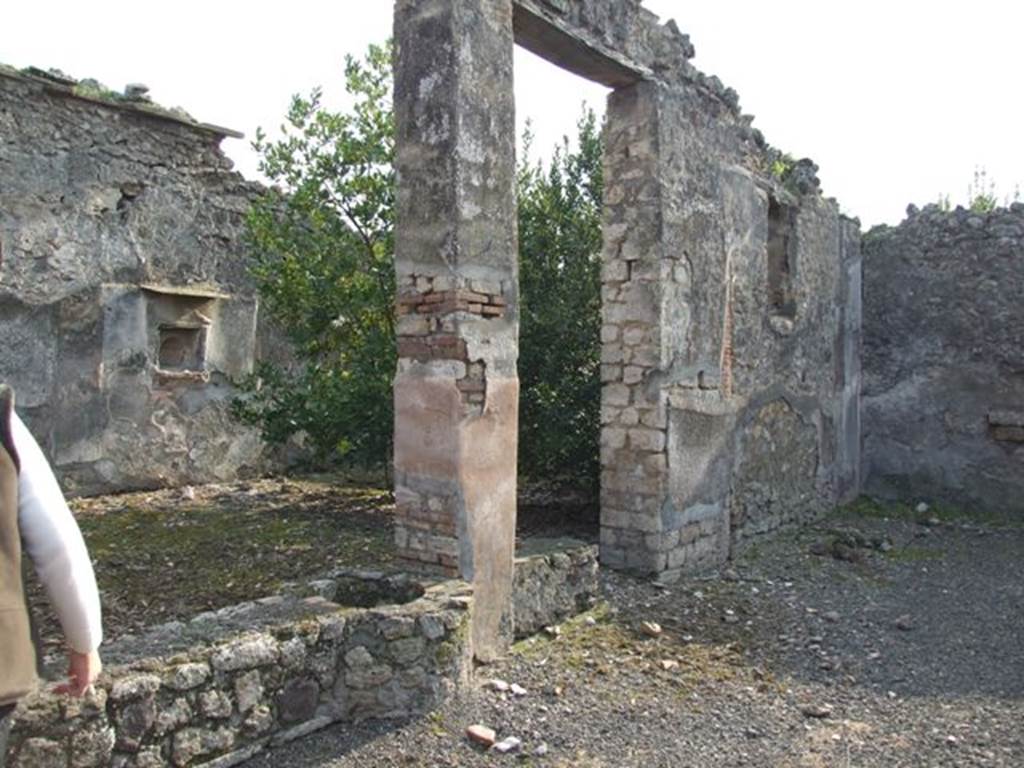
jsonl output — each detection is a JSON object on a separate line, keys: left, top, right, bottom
{"left": 13, "top": 412, "right": 103, "bottom": 654}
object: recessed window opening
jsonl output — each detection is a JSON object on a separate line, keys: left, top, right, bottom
{"left": 158, "top": 325, "right": 207, "bottom": 371}
{"left": 767, "top": 197, "right": 797, "bottom": 319}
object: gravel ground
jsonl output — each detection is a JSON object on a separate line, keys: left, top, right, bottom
{"left": 245, "top": 510, "right": 1024, "bottom": 767}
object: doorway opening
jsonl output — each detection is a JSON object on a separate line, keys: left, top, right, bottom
{"left": 513, "top": 44, "right": 610, "bottom": 545}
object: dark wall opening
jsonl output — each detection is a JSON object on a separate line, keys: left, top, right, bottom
{"left": 767, "top": 197, "right": 797, "bottom": 319}
{"left": 158, "top": 326, "right": 206, "bottom": 371}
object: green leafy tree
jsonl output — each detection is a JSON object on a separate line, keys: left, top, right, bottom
{"left": 236, "top": 44, "right": 605, "bottom": 490}
{"left": 232, "top": 43, "right": 395, "bottom": 470}
{"left": 517, "top": 111, "right": 604, "bottom": 493}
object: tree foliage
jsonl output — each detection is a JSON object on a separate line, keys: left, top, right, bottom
{"left": 232, "top": 44, "right": 395, "bottom": 469}
{"left": 235, "top": 44, "right": 604, "bottom": 490}
{"left": 517, "top": 113, "right": 604, "bottom": 492}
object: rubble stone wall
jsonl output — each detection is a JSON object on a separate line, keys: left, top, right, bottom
{"left": 548, "top": 0, "right": 862, "bottom": 576}
{"left": 512, "top": 540, "right": 599, "bottom": 638}
{"left": 862, "top": 205, "right": 1024, "bottom": 514}
{"left": 4, "top": 543, "right": 599, "bottom": 767}
{"left": 519, "top": 0, "right": 863, "bottom": 574}
{"left": 394, "top": 0, "right": 863, "bottom": 590}
{"left": 5, "top": 577, "right": 473, "bottom": 768}
{"left": 0, "top": 68, "right": 276, "bottom": 496}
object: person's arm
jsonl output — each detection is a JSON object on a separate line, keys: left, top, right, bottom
{"left": 12, "top": 412, "right": 103, "bottom": 694}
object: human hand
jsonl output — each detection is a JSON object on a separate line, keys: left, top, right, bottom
{"left": 54, "top": 648, "right": 102, "bottom": 697}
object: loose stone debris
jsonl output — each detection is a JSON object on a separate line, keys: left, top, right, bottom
{"left": 466, "top": 725, "right": 497, "bottom": 749}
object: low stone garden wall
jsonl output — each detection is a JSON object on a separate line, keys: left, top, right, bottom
{"left": 6, "top": 572, "right": 473, "bottom": 768}
{"left": 6, "top": 545, "right": 599, "bottom": 767}
{"left": 512, "top": 540, "right": 599, "bottom": 639}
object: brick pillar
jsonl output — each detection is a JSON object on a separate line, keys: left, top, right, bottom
{"left": 598, "top": 81, "right": 673, "bottom": 573}
{"left": 393, "top": 0, "right": 518, "bottom": 660}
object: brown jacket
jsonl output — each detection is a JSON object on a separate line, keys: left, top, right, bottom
{"left": 0, "top": 386, "right": 37, "bottom": 707}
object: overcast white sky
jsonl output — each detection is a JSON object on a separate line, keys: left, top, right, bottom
{"left": 3, "top": 1, "right": 1021, "bottom": 226}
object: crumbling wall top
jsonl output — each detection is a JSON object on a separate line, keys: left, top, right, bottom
{"left": 862, "top": 202, "right": 1024, "bottom": 512}
{"left": 0, "top": 63, "right": 242, "bottom": 139}
{"left": 511, "top": 0, "right": 826, "bottom": 201}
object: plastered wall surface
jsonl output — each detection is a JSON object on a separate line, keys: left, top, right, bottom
{"left": 0, "top": 68, "right": 276, "bottom": 495}
{"left": 863, "top": 204, "right": 1024, "bottom": 514}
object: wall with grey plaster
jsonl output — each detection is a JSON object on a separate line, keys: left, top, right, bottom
{"left": 0, "top": 69, "right": 277, "bottom": 495}
{"left": 863, "top": 204, "right": 1024, "bottom": 514}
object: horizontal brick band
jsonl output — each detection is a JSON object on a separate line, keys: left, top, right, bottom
{"left": 396, "top": 289, "right": 507, "bottom": 319}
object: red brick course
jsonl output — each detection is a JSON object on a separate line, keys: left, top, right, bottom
{"left": 396, "top": 289, "right": 508, "bottom": 319}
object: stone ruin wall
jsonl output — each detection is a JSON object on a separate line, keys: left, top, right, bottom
{"left": 6, "top": 576, "right": 474, "bottom": 768}
{"left": 511, "top": 1, "right": 864, "bottom": 575}
{"left": 1, "top": 2, "right": 867, "bottom": 563}
{"left": 527, "top": 0, "right": 863, "bottom": 573}
{"left": 392, "top": 0, "right": 863, "bottom": 655}
{"left": 4, "top": 545, "right": 598, "bottom": 767}
{"left": 862, "top": 204, "right": 1024, "bottom": 514}
{"left": 0, "top": 68, "right": 282, "bottom": 496}
{"left": 595, "top": 56, "right": 862, "bottom": 576}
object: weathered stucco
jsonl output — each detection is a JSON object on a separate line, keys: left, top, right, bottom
{"left": 594, "top": 74, "right": 859, "bottom": 575}
{"left": 392, "top": 0, "right": 521, "bottom": 660}
{"left": 863, "top": 204, "right": 1024, "bottom": 514}
{"left": 0, "top": 68, "right": 276, "bottom": 495}
{"left": 392, "top": 0, "right": 863, "bottom": 641}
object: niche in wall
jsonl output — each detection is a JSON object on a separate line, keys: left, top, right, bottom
{"left": 141, "top": 284, "right": 225, "bottom": 383}
{"left": 158, "top": 325, "right": 207, "bottom": 371}
{"left": 767, "top": 197, "right": 797, "bottom": 320}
